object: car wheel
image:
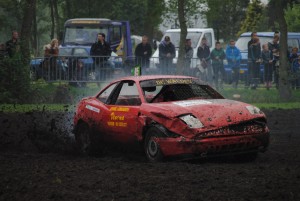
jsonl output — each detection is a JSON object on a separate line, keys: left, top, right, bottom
{"left": 144, "top": 126, "right": 164, "bottom": 162}
{"left": 75, "top": 123, "right": 94, "bottom": 155}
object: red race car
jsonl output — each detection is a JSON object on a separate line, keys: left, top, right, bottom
{"left": 74, "top": 75, "right": 269, "bottom": 162}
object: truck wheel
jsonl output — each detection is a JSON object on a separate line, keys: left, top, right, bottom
{"left": 144, "top": 127, "right": 164, "bottom": 162}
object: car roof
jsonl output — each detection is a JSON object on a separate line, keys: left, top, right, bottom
{"left": 240, "top": 32, "right": 300, "bottom": 37}
{"left": 113, "top": 75, "right": 196, "bottom": 82}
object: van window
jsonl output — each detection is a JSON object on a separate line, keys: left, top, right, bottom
{"left": 163, "top": 32, "right": 202, "bottom": 48}
{"left": 236, "top": 36, "right": 273, "bottom": 51}
{"left": 288, "top": 39, "right": 299, "bottom": 52}
{"left": 204, "top": 33, "right": 212, "bottom": 48}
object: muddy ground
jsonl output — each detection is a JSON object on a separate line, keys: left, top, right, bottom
{"left": 0, "top": 109, "right": 300, "bottom": 201}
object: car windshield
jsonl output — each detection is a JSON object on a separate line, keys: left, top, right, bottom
{"left": 140, "top": 78, "right": 224, "bottom": 103}
{"left": 162, "top": 32, "right": 202, "bottom": 48}
{"left": 235, "top": 36, "right": 273, "bottom": 51}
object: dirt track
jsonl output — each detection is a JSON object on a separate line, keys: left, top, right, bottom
{"left": 0, "top": 109, "right": 300, "bottom": 201}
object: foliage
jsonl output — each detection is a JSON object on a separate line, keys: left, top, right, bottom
{"left": 237, "top": 0, "right": 264, "bottom": 36}
{"left": 285, "top": 3, "right": 300, "bottom": 31}
{"left": 204, "top": 0, "right": 250, "bottom": 41}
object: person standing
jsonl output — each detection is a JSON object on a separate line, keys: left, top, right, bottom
{"left": 248, "top": 37, "right": 261, "bottom": 89}
{"left": 210, "top": 41, "right": 226, "bottom": 90}
{"left": 184, "top": 38, "right": 194, "bottom": 75}
{"left": 5, "top": 30, "right": 20, "bottom": 58}
{"left": 268, "top": 34, "right": 280, "bottom": 89}
{"left": 43, "top": 38, "right": 59, "bottom": 80}
{"left": 158, "top": 36, "right": 175, "bottom": 74}
{"left": 261, "top": 43, "right": 273, "bottom": 90}
{"left": 135, "top": 35, "right": 152, "bottom": 75}
{"left": 90, "top": 33, "right": 112, "bottom": 81}
{"left": 226, "top": 39, "right": 241, "bottom": 89}
{"left": 197, "top": 37, "right": 213, "bottom": 84}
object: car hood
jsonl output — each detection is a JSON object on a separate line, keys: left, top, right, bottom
{"left": 141, "top": 99, "right": 266, "bottom": 135}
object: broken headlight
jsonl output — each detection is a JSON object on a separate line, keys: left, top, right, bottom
{"left": 179, "top": 114, "right": 204, "bottom": 128}
{"left": 246, "top": 105, "right": 261, "bottom": 115}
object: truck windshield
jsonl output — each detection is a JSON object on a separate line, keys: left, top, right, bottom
{"left": 162, "top": 32, "right": 202, "bottom": 48}
{"left": 64, "top": 26, "right": 108, "bottom": 45}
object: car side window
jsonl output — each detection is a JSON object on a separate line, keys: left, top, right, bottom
{"left": 114, "top": 81, "right": 141, "bottom": 106}
{"left": 288, "top": 39, "right": 299, "bottom": 53}
{"left": 97, "top": 83, "right": 118, "bottom": 103}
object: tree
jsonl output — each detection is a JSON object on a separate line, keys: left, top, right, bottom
{"left": 165, "top": 0, "right": 205, "bottom": 74}
{"left": 237, "top": 0, "right": 263, "bottom": 36}
{"left": 268, "top": 0, "right": 299, "bottom": 101}
{"left": 205, "top": 0, "right": 250, "bottom": 41}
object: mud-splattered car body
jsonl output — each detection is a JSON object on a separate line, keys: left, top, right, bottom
{"left": 74, "top": 75, "right": 269, "bottom": 161}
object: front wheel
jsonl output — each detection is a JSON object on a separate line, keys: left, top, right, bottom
{"left": 144, "top": 126, "right": 164, "bottom": 162}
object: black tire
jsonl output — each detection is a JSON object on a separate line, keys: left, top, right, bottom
{"left": 144, "top": 126, "right": 164, "bottom": 162}
{"left": 74, "top": 122, "right": 95, "bottom": 156}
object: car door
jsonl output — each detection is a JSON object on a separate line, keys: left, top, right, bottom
{"left": 100, "top": 80, "right": 141, "bottom": 144}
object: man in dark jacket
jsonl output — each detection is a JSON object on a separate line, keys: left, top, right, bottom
{"left": 5, "top": 30, "right": 20, "bottom": 58}
{"left": 135, "top": 35, "right": 152, "bottom": 75}
{"left": 211, "top": 41, "right": 226, "bottom": 89}
{"left": 247, "top": 32, "right": 261, "bottom": 89}
{"left": 90, "top": 33, "right": 112, "bottom": 81}
{"left": 159, "top": 36, "right": 175, "bottom": 74}
{"left": 248, "top": 35, "right": 261, "bottom": 89}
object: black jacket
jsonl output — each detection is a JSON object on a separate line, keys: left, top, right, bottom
{"left": 90, "top": 41, "right": 112, "bottom": 64}
{"left": 135, "top": 43, "right": 152, "bottom": 60}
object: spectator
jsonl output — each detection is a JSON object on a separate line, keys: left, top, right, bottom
{"left": 261, "top": 43, "right": 273, "bottom": 90}
{"left": 226, "top": 39, "right": 241, "bottom": 89}
{"left": 291, "top": 55, "right": 300, "bottom": 89}
{"left": 159, "top": 36, "right": 175, "bottom": 74}
{"left": 0, "top": 43, "right": 8, "bottom": 59}
{"left": 210, "top": 41, "right": 226, "bottom": 90}
{"left": 289, "top": 47, "right": 298, "bottom": 64}
{"left": 184, "top": 38, "right": 194, "bottom": 75}
{"left": 90, "top": 33, "right": 112, "bottom": 81}
{"left": 248, "top": 36, "right": 261, "bottom": 89}
{"left": 135, "top": 35, "right": 152, "bottom": 75}
{"left": 197, "top": 37, "right": 213, "bottom": 84}
{"left": 5, "top": 30, "right": 20, "bottom": 58}
{"left": 43, "top": 38, "right": 59, "bottom": 80}
{"left": 246, "top": 32, "right": 258, "bottom": 88}
{"left": 268, "top": 34, "right": 280, "bottom": 89}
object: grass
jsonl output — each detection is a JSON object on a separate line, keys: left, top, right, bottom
{"left": 1, "top": 82, "right": 300, "bottom": 112}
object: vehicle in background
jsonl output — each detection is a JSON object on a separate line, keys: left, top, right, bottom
{"left": 150, "top": 28, "right": 215, "bottom": 71}
{"left": 224, "top": 32, "right": 300, "bottom": 83}
{"left": 30, "top": 18, "right": 133, "bottom": 81}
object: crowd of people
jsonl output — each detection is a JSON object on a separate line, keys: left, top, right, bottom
{"left": 135, "top": 31, "right": 299, "bottom": 90}
{"left": 1, "top": 30, "right": 300, "bottom": 89}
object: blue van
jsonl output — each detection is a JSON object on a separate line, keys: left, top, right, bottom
{"left": 224, "top": 32, "right": 300, "bottom": 83}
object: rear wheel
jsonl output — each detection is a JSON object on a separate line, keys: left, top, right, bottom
{"left": 144, "top": 126, "right": 164, "bottom": 162}
{"left": 75, "top": 123, "right": 94, "bottom": 155}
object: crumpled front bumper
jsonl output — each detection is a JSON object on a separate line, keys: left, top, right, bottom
{"left": 155, "top": 133, "right": 269, "bottom": 158}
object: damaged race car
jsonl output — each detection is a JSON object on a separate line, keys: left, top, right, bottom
{"left": 73, "top": 75, "right": 269, "bottom": 162}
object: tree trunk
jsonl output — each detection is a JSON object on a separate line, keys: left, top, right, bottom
{"left": 21, "top": 0, "right": 36, "bottom": 65}
{"left": 277, "top": 1, "right": 292, "bottom": 101}
{"left": 50, "top": 0, "right": 55, "bottom": 39}
{"left": 176, "top": 0, "right": 187, "bottom": 75}
{"left": 53, "top": 0, "right": 60, "bottom": 41}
